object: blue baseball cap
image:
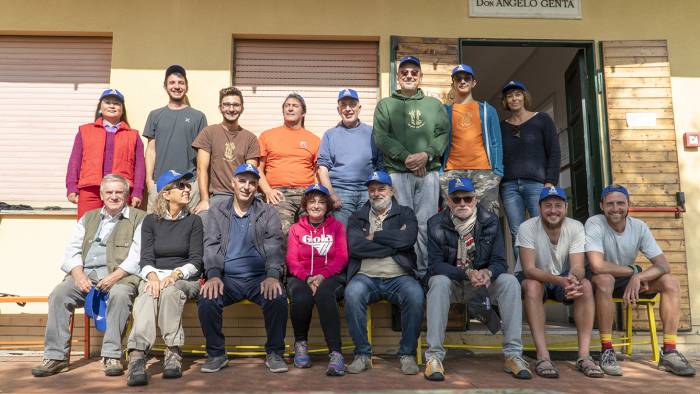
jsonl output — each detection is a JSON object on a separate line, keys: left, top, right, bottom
{"left": 337, "top": 88, "right": 359, "bottom": 101}
{"left": 365, "top": 171, "right": 393, "bottom": 186}
{"left": 165, "top": 64, "right": 186, "bottom": 78}
{"left": 539, "top": 186, "right": 567, "bottom": 203}
{"left": 234, "top": 163, "right": 260, "bottom": 178}
{"left": 502, "top": 80, "right": 527, "bottom": 94}
{"left": 304, "top": 183, "right": 330, "bottom": 196}
{"left": 399, "top": 56, "right": 421, "bottom": 68}
{"left": 452, "top": 64, "right": 476, "bottom": 78}
{"left": 85, "top": 287, "right": 109, "bottom": 333}
{"left": 99, "top": 89, "right": 124, "bottom": 103}
{"left": 156, "top": 170, "right": 193, "bottom": 192}
{"left": 448, "top": 178, "right": 476, "bottom": 195}
{"left": 601, "top": 183, "right": 629, "bottom": 201}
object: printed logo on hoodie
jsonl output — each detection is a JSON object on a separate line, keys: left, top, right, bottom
{"left": 302, "top": 234, "right": 334, "bottom": 256}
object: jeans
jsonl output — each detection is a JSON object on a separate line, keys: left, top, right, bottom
{"left": 389, "top": 171, "right": 440, "bottom": 278}
{"left": 344, "top": 274, "right": 424, "bottom": 356}
{"left": 197, "top": 275, "right": 288, "bottom": 357}
{"left": 287, "top": 275, "right": 346, "bottom": 353}
{"left": 332, "top": 188, "right": 368, "bottom": 228}
{"left": 500, "top": 179, "right": 544, "bottom": 241}
{"left": 425, "top": 274, "right": 523, "bottom": 361}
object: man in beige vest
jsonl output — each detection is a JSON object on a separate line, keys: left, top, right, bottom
{"left": 32, "top": 174, "right": 144, "bottom": 378}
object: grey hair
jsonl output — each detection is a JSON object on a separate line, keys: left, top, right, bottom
{"left": 100, "top": 173, "right": 130, "bottom": 195}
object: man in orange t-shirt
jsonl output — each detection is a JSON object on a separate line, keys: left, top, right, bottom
{"left": 440, "top": 64, "right": 503, "bottom": 215}
{"left": 258, "top": 93, "right": 320, "bottom": 236}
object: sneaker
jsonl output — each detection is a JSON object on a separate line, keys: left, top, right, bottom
{"left": 504, "top": 355, "right": 533, "bottom": 379}
{"left": 400, "top": 355, "right": 419, "bottom": 375}
{"left": 31, "top": 358, "right": 69, "bottom": 377}
{"left": 103, "top": 357, "right": 124, "bottom": 376}
{"left": 163, "top": 347, "right": 183, "bottom": 379}
{"left": 347, "top": 354, "right": 372, "bottom": 374}
{"left": 200, "top": 355, "right": 228, "bottom": 373}
{"left": 265, "top": 353, "right": 289, "bottom": 373}
{"left": 599, "top": 348, "right": 623, "bottom": 376}
{"left": 326, "top": 351, "right": 346, "bottom": 376}
{"left": 126, "top": 352, "right": 148, "bottom": 387}
{"left": 424, "top": 357, "right": 445, "bottom": 381}
{"left": 293, "top": 340, "right": 311, "bottom": 368}
{"left": 658, "top": 350, "right": 696, "bottom": 376}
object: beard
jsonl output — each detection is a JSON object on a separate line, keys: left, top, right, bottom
{"left": 370, "top": 195, "right": 391, "bottom": 212}
{"left": 452, "top": 205, "right": 474, "bottom": 220}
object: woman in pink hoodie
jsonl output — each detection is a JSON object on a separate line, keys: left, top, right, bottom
{"left": 286, "top": 184, "right": 348, "bottom": 376}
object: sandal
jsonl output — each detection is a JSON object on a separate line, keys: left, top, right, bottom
{"left": 535, "top": 358, "right": 560, "bottom": 378}
{"left": 576, "top": 356, "right": 604, "bottom": 378}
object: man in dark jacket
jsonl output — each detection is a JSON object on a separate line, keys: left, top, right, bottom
{"left": 197, "top": 163, "right": 288, "bottom": 374}
{"left": 423, "top": 178, "right": 530, "bottom": 381}
{"left": 344, "top": 171, "right": 424, "bottom": 375}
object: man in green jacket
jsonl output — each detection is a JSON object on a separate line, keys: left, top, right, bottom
{"left": 373, "top": 56, "right": 449, "bottom": 278}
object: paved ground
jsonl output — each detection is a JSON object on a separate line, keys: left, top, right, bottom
{"left": 0, "top": 351, "right": 697, "bottom": 393}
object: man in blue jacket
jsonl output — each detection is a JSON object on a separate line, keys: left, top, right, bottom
{"left": 424, "top": 178, "right": 530, "bottom": 381}
{"left": 344, "top": 171, "right": 424, "bottom": 375}
{"left": 440, "top": 65, "right": 503, "bottom": 214}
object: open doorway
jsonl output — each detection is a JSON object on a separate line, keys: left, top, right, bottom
{"left": 460, "top": 40, "right": 605, "bottom": 324}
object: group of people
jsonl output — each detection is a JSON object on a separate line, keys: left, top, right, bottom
{"left": 31, "top": 57, "right": 694, "bottom": 385}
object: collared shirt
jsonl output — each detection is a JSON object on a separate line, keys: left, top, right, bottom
{"left": 61, "top": 205, "right": 142, "bottom": 275}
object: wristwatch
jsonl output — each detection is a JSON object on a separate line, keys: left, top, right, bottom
{"left": 174, "top": 269, "right": 184, "bottom": 280}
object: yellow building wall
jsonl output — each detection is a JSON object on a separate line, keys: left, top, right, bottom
{"left": 1, "top": 0, "right": 699, "bottom": 335}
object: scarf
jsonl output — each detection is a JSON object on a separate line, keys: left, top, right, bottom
{"left": 452, "top": 209, "right": 477, "bottom": 273}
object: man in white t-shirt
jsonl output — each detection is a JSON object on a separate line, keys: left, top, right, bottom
{"left": 586, "top": 184, "right": 694, "bottom": 377}
{"left": 516, "top": 186, "right": 602, "bottom": 378}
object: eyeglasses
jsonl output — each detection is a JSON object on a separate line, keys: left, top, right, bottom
{"left": 450, "top": 196, "right": 475, "bottom": 204}
{"left": 168, "top": 182, "right": 192, "bottom": 191}
{"left": 399, "top": 69, "right": 420, "bottom": 78}
{"left": 452, "top": 74, "right": 473, "bottom": 83}
{"left": 221, "top": 102, "right": 242, "bottom": 109}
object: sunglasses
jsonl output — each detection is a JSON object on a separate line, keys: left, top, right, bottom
{"left": 511, "top": 124, "right": 521, "bottom": 138}
{"left": 450, "top": 195, "right": 475, "bottom": 204}
{"left": 168, "top": 182, "right": 192, "bottom": 191}
{"left": 452, "top": 74, "right": 473, "bottom": 83}
{"left": 399, "top": 69, "right": 420, "bottom": 77}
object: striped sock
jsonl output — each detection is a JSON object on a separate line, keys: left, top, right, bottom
{"left": 663, "top": 334, "right": 677, "bottom": 353}
{"left": 601, "top": 333, "right": 614, "bottom": 351}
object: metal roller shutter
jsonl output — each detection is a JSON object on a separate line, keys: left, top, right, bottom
{"left": 0, "top": 36, "right": 112, "bottom": 208}
{"left": 233, "top": 39, "right": 378, "bottom": 137}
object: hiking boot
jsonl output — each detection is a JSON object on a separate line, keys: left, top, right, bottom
{"left": 265, "top": 353, "right": 288, "bottom": 373}
{"left": 31, "top": 358, "right": 68, "bottom": 377}
{"left": 126, "top": 352, "right": 148, "bottom": 387}
{"left": 200, "top": 355, "right": 228, "bottom": 373}
{"left": 293, "top": 340, "right": 311, "bottom": 368}
{"left": 103, "top": 357, "right": 124, "bottom": 376}
{"left": 599, "top": 348, "right": 623, "bottom": 376}
{"left": 400, "top": 355, "right": 419, "bottom": 375}
{"left": 504, "top": 355, "right": 533, "bottom": 379}
{"left": 347, "top": 354, "right": 372, "bottom": 374}
{"left": 424, "top": 357, "right": 445, "bottom": 381}
{"left": 658, "top": 350, "right": 696, "bottom": 376}
{"left": 326, "top": 351, "right": 346, "bottom": 376}
{"left": 163, "top": 346, "right": 183, "bottom": 379}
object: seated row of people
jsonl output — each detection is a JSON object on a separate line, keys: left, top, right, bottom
{"left": 34, "top": 172, "right": 695, "bottom": 384}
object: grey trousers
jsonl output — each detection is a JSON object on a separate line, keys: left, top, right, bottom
{"left": 44, "top": 276, "right": 137, "bottom": 360}
{"left": 127, "top": 279, "right": 200, "bottom": 352}
{"left": 389, "top": 171, "right": 439, "bottom": 278}
{"left": 425, "top": 273, "right": 523, "bottom": 361}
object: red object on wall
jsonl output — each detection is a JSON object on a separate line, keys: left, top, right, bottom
{"left": 683, "top": 132, "right": 699, "bottom": 148}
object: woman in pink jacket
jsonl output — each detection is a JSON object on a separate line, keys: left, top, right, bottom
{"left": 286, "top": 184, "right": 348, "bottom": 376}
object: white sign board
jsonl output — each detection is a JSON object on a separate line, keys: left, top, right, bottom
{"left": 626, "top": 112, "right": 657, "bottom": 128}
{"left": 469, "top": 0, "right": 582, "bottom": 19}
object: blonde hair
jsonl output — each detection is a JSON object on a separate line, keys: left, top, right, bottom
{"left": 153, "top": 182, "right": 191, "bottom": 220}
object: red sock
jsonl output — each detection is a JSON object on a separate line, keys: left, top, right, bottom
{"left": 663, "top": 334, "right": 677, "bottom": 353}
{"left": 601, "top": 334, "right": 613, "bottom": 351}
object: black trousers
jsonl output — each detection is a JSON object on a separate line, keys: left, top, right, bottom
{"left": 197, "top": 275, "right": 288, "bottom": 357}
{"left": 287, "top": 274, "right": 346, "bottom": 353}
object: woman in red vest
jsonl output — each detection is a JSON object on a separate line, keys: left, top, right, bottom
{"left": 65, "top": 89, "right": 145, "bottom": 218}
